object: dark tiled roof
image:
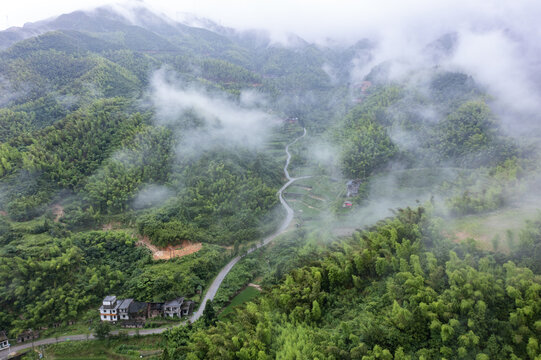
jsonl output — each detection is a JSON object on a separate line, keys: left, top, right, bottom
{"left": 0, "top": 331, "right": 7, "bottom": 341}
{"left": 118, "top": 299, "right": 133, "bottom": 310}
{"left": 164, "top": 297, "right": 184, "bottom": 307}
{"left": 128, "top": 301, "right": 147, "bottom": 314}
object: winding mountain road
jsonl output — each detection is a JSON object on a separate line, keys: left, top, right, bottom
{"left": 1, "top": 128, "right": 308, "bottom": 359}
{"left": 191, "top": 127, "right": 308, "bottom": 321}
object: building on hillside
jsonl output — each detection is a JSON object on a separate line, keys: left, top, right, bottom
{"left": 16, "top": 330, "right": 38, "bottom": 343}
{"left": 99, "top": 295, "right": 120, "bottom": 322}
{"left": 346, "top": 179, "right": 362, "bottom": 197}
{"left": 164, "top": 298, "right": 184, "bottom": 318}
{"left": 117, "top": 298, "right": 133, "bottom": 321}
{"left": 128, "top": 301, "right": 148, "bottom": 322}
{"left": 181, "top": 301, "right": 195, "bottom": 317}
{"left": 99, "top": 296, "right": 196, "bottom": 324}
{"left": 0, "top": 331, "right": 9, "bottom": 351}
{"left": 343, "top": 201, "right": 353, "bottom": 208}
{"left": 147, "top": 303, "right": 164, "bottom": 319}
{"left": 119, "top": 301, "right": 147, "bottom": 328}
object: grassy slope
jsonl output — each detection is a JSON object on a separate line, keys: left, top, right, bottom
{"left": 445, "top": 205, "right": 540, "bottom": 252}
{"left": 219, "top": 286, "right": 261, "bottom": 319}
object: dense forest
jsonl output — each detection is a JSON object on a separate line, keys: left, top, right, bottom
{"left": 0, "top": 4, "right": 540, "bottom": 360}
{"left": 163, "top": 207, "right": 541, "bottom": 359}
{"left": 0, "top": 6, "right": 343, "bottom": 337}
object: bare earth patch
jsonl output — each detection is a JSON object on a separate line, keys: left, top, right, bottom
{"left": 248, "top": 283, "right": 262, "bottom": 292}
{"left": 137, "top": 236, "right": 202, "bottom": 260}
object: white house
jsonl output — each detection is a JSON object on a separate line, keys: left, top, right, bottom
{"left": 99, "top": 295, "right": 120, "bottom": 322}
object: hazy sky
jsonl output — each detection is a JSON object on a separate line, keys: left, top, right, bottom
{"left": 2, "top": 0, "right": 540, "bottom": 44}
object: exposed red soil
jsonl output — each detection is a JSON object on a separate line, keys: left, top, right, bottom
{"left": 137, "top": 236, "right": 202, "bottom": 260}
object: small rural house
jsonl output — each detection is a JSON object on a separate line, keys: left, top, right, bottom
{"left": 0, "top": 331, "right": 9, "bottom": 351}
{"left": 181, "top": 301, "right": 195, "bottom": 316}
{"left": 346, "top": 179, "right": 362, "bottom": 197}
{"left": 16, "top": 330, "right": 38, "bottom": 343}
{"left": 164, "top": 297, "right": 184, "bottom": 318}
{"left": 117, "top": 298, "right": 133, "bottom": 320}
{"left": 122, "top": 301, "right": 148, "bottom": 328}
{"left": 147, "top": 303, "right": 164, "bottom": 319}
{"left": 128, "top": 301, "right": 148, "bottom": 322}
{"left": 163, "top": 297, "right": 195, "bottom": 317}
{"left": 99, "top": 295, "right": 120, "bottom": 322}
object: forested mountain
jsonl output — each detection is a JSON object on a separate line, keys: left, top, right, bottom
{"left": 0, "top": 6, "right": 350, "bottom": 337}
{"left": 0, "top": 4, "right": 540, "bottom": 360}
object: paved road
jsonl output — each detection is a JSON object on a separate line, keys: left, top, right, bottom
{"left": 1, "top": 128, "right": 308, "bottom": 359}
{"left": 191, "top": 127, "right": 308, "bottom": 321}
{"left": 1, "top": 327, "right": 177, "bottom": 358}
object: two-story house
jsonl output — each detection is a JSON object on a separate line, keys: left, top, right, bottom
{"left": 164, "top": 297, "right": 184, "bottom": 318}
{"left": 117, "top": 298, "right": 133, "bottom": 321}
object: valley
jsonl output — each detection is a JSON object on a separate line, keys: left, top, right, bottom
{"left": 1, "top": 2, "right": 541, "bottom": 360}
